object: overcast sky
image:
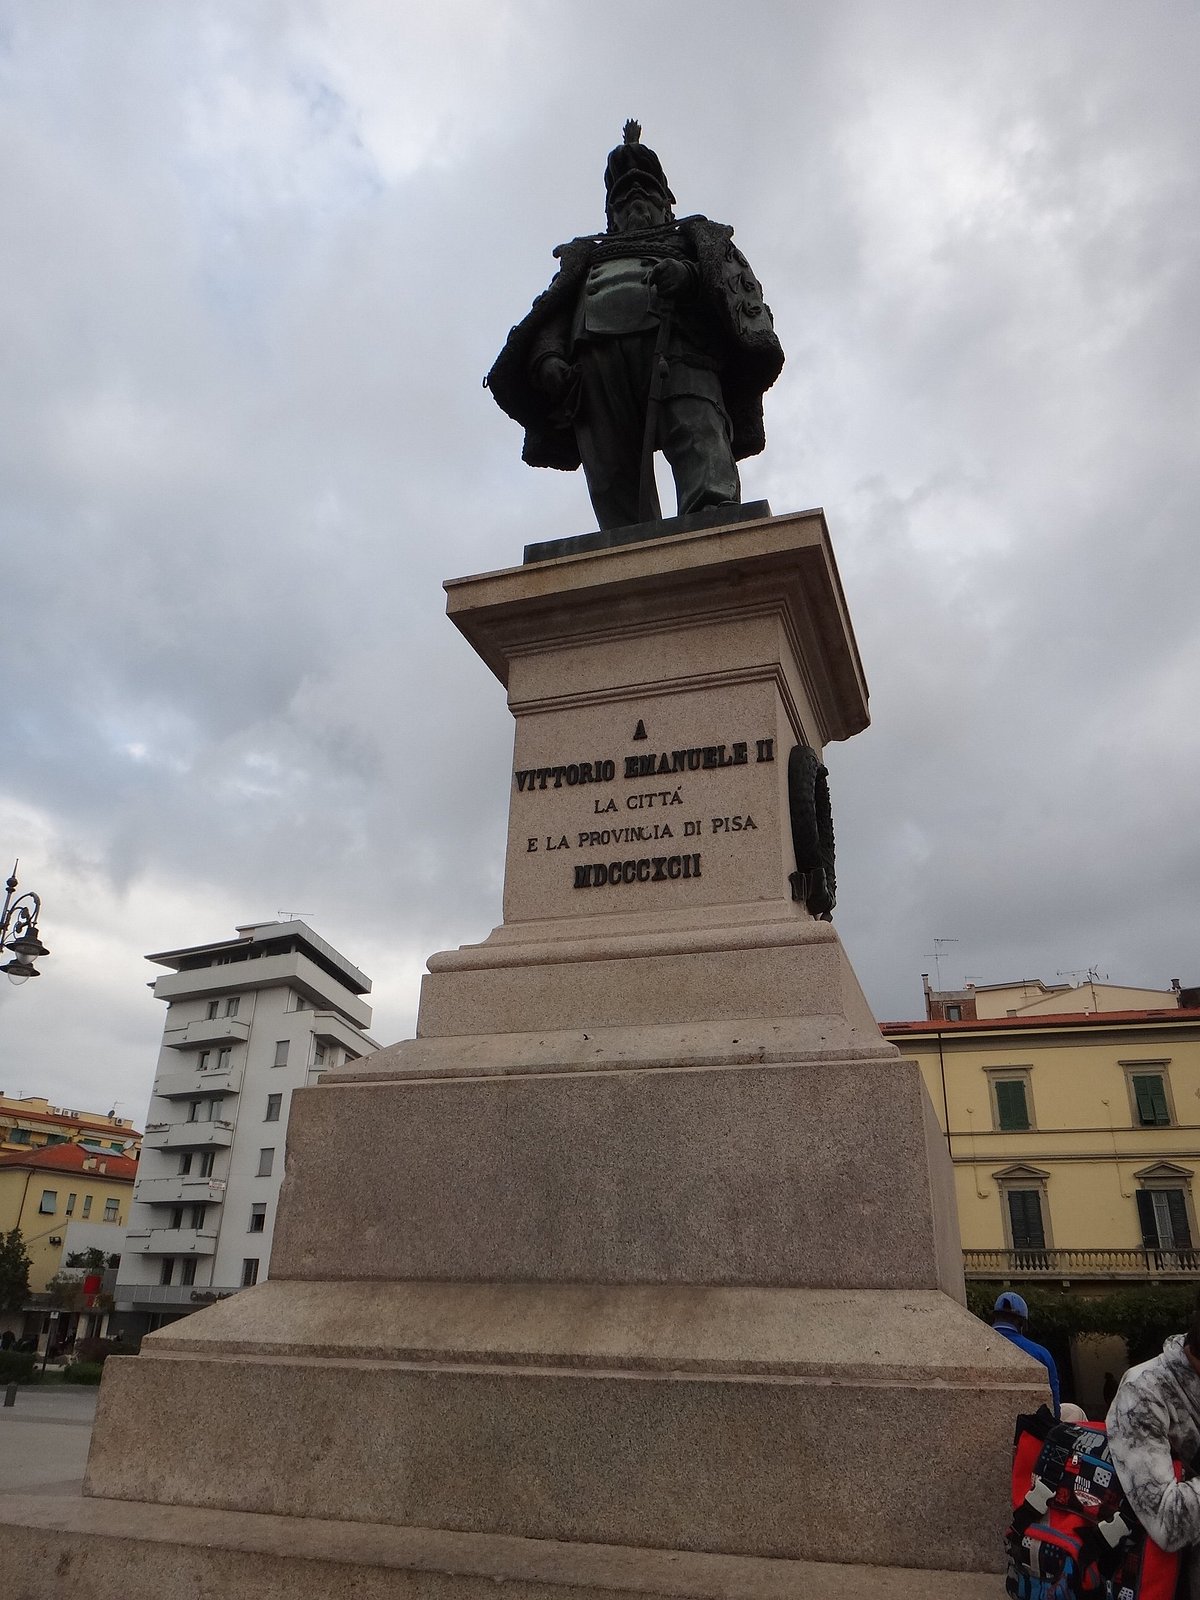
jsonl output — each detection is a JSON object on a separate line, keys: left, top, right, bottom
{"left": 2, "top": 2, "right": 1197, "bottom": 1126}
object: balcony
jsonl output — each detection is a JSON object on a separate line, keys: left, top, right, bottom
{"left": 964, "top": 1247, "right": 1200, "bottom": 1281}
{"left": 152, "top": 1061, "right": 243, "bottom": 1100}
{"left": 123, "top": 1226, "right": 219, "bottom": 1257}
{"left": 163, "top": 1017, "right": 251, "bottom": 1051}
{"left": 153, "top": 951, "right": 372, "bottom": 1029}
{"left": 142, "top": 1119, "right": 235, "bottom": 1152}
{"left": 132, "top": 1176, "right": 227, "bottom": 1208}
{"left": 112, "top": 1283, "right": 243, "bottom": 1312}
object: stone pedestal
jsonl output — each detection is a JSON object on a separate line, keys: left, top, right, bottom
{"left": 0, "top": 509, "right": 1045, "bottom": 1596}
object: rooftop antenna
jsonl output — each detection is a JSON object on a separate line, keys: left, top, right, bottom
{"left": 1057, "top": 965, "right": 1107, "bottom": 1010}
{"left": 923, "top": 938, "right": 959, "bottom": 989}
{"left": 276, "top": 910, "right": 313, "bottom": 923}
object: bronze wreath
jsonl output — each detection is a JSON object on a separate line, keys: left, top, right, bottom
{"left": 787, "top": 744, "right": 836, "bottom": 921}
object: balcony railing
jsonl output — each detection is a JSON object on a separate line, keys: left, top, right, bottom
{"left": 124, "top": 1226, "right": 219, "bottom": 1256}
{"left": 964, "top": 1247, "right": 1200, "bottom": 1280}
{"left": 142, "top": 1119, "right": 235, "bottom": 1152}
{"left": 151, "top": 1062, "right": 243, "bottom": 1100}
{"left": 163, "top": 1017, "right": 251, "bottom": 1050}
{"left": 111, "top": 1283, "right": 243, "bottom": 1311}
{"left": 131, "top": 1176, "right": 227, "bottom": 1207}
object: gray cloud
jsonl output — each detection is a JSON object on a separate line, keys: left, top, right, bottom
{"left": 1, "top": 2, "right": 1197, "bottom": 1116}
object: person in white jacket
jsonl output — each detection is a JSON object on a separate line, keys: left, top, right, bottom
{"left": 1107, "top": 1306, "right": 1200, "bottom": 1597}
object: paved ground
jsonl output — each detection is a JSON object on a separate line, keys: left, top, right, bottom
{"left": 0, "top": 1385, "right": 97, "bottom": 1495}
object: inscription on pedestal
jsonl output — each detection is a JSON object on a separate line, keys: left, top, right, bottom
{"left": 514, "top": 727, "right": 774, "bottom": 890}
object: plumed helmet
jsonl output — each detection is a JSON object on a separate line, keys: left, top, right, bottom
{"left": 604, "top": 120, "right": 675, "bottom": 222}
{"left": 994, "top": 1291, "right": 1029, "bottom": 1319}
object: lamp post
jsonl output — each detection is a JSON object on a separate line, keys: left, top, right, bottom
{"left": 0, "top": 861, "right": 50, "bottom": 984}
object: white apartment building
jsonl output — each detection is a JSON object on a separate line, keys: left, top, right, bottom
{"left": 114, "top": 919, "right": 376, "bottom": 1336}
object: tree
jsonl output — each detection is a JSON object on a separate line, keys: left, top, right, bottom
{"left": 967, "top": 1281, "right": 1200, "bottom": 1365}
{"left": 65, "top": 1248, "right": 107, "bottom": 1270}
{"left": 43, "top": 1273, "right": 89, "bottom": 1312}
{"left": 0, "top": 1228, "right": 32, "bottom": 1313}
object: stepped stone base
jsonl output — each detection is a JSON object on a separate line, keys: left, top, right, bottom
{"left": 0, "top": 1492, "right": 1006, "bottom": 1600}
{"left": 80, "top": 1281, "right": 1044, "bottom": 1572}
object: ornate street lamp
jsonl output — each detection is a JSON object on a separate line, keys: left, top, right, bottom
{"left": 0, "top": 861, "right": 50, "bottom": 984}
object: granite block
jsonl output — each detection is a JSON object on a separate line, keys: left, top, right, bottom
{"left": 0, "top": 1492, "right": 1013, "bottom": 1600}
{"left": 84, "top": 1286, "right": 1042, "bottom": 1568}
{"left": 270, "top": 1056, "right": 961, "bottom": 1293}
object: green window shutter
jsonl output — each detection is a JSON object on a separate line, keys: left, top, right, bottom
{"left": 1132, "top": 1075, "right": 1170, "bottom": 1126}
{"left": 1008, "top": 1189, "right": 1046, "bottom": 1251}
{"left": 1136, "top": 1190, "right": 1159, "bottom": 1248}
{"left": 1165, "top": 1190, "right": 1192, "bottom": 1250}
{"left": 995, "top": 1079, "right": 1030, "bottom": 1130}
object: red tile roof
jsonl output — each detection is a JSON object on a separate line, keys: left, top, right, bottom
{"left": 0, "top": 1143, "right": 139, "bottom": 1180}
{"left": 0, "top": 1107, "right": 141, "bottom": 1138}
{"left": 882, "top": 1008, "right": 1200, "bottom": 1034}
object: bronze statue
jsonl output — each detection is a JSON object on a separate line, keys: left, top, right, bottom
{"left": 487, "top": 122, "right": 784, "bottom": 531}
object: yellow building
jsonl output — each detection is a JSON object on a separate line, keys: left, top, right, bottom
{"left": 883, "top": 981, "right": 1200, "bottom": 1409}
{"left": 0, "top": 1142, "right": 139, "bottom": 1294}
{"left": 885, "top": 991, "right": 1200, "bottom": 1277}
{"left": 0, "top": 1094, "right": 141, "bottom": 1158}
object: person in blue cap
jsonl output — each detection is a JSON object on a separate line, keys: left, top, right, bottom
{"left": 993, "top": 1290, "right": 1061, "bottom": 1416}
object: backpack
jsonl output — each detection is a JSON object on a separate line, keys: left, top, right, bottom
{"left": 1006, "top": 1408, "right": 1181, "bottom": 1600}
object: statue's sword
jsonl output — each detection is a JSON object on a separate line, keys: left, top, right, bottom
{"left": 638, "top": 294, "right": 672, "bottom": 523}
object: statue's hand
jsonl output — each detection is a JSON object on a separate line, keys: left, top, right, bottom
{"left": 532, "top": 355, "right": 575, "bottom": 401}
{"left": 649, "top": 259, "right": 691, "bottom": 300}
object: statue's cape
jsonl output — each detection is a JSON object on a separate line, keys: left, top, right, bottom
{"left": 485, "top": 216, "right": 785, "bottom": 471}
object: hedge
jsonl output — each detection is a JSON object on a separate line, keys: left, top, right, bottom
{"left": 73, "top": 1337, "right": 125, "bottom": 1365}
{"left": 63, "top": 1361, "right": 105, "bottom": 1385}
{"left": 967, "top": 1282, "right": 1200, "bottom": 1364}
{"left": 0, "top": 1350, "right": 36, "bottom": 1384}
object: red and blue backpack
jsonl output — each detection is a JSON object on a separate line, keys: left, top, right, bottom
{"left": 1007, "top": 1407, "right": 1182, "bottom": 1599}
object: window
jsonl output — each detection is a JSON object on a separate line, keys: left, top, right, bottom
{"left": 996, "top": 1080, "right": 1030, "bottom": 1130}
{"left": 241, "top": 1258, "right": 260, "bottom": 1287}
{"left": 8, "top": 1127, "right": 30, "bottom": 1144}
{"left": 198, "top": 1150, "right": 215, "bottom": 1178}
{"left": 191, "top": 1204, "right": 206, "bottom": 1230}
{"left": 66, "top": 1193, "right": 77, "bottom": 1216}
{"left": 82, "top": 1195, "right": 92, "bottom": 1218}
{"left": 187, "top": 1099, "right": 200, "bottom": 1123}
{"left": 179, "top": 1258, "right": 197, "bottom": 1286}
{"left": 288, "top": 990, "right": 309, "bottom": 1012}
{"left": 197, "top": 1051, "right": 210, "bottom": 1072}
{"left": 39, "top": 1190, "right": 56, "bottom": 1214}
{"left": 178, "top": 1152, "right": 193, "bottom": 1175}
{"left": 1007, "top": 1189, "right": 1047, "bottom": 1257}
{"left": 1128, "top": 1070, "right": 1173, "bottom": 1128}
{"left": 257, "top": 1148, "right": 275, "bottom": 1178}
{"left": 1137, "top": 1189, "right": 1194, "bottom": 1254}
{"left": 249, "top": 1203, "right": 266, "bottom": 1234}
{"left": 987, "top": 1071, "right": 1033, "bottom": 1132}
{"left": 313, "top": 1042, "right": 326, "bottom": 1066}
{"left": 160, "top": 1257, "right": 175, "bottom": 1286}
{"left": 273, "top": 1040, "right": 289, "bottom": 1068}
{"left": 265, "top": 1094, "right": 282, "bottom": 1123}
{"left": 945, "top": 1004, "right": 962, "bottom": 1021}
{"left": 217, "top": 1048, "right": 231, "bottom": 1071}
{"left": 206, "top": 1001, "right": 218, "bottom": 1020}
{"left": 170, "top": 1207, "right": 184, "bottom": 1230}
{"left": 225, "top": 997, "right": 240, "bottom": 1017}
